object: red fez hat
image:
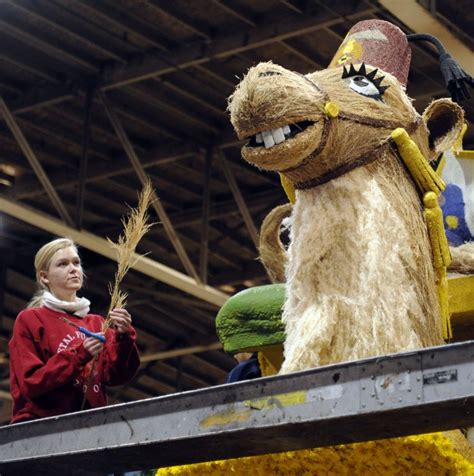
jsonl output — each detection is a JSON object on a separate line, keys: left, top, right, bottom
{"left": 329, "top": 20, "right": 412, "bottom": 86}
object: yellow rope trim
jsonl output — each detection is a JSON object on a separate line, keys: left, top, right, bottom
{"left": 391, "top": 128, "right": 446, "bottom": 195}
{"left": 279, "top": 173, "right": 296, "bottom": 204}
{"left": 424, "top": 192, "right": 452, "bottom": 339}
{"left": 391, "top": 127, "right": 452, "bottom": 340}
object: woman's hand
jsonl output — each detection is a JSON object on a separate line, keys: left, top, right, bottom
{"left": 83, "top": 336, "right": 105, "bottom": 357}
{"left": 109, "top": 308, "right": 132, "bottom": 334}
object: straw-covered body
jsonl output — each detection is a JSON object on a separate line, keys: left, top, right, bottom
{"left": 281, "top": 155, "right": 441, "bottom": 372}
{"left": 228, "top": 59, "right": 463, "bottom": 372}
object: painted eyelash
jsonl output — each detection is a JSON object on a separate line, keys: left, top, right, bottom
{"left": 341, "top": 63, "right": 390, "bottom": 99}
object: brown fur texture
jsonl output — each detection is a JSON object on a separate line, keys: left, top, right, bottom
{"left": 229, "top": 61, "right": 464, "bottom": 373}
{"left": 259, "top": 203, "right": 292, "bottom": 283}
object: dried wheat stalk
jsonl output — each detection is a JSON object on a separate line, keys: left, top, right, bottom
{"left": 81, "top": 179, "right": 154, "bottom": 409}
{"left": 103, "top": 178, "right": 155, "bottom": 331}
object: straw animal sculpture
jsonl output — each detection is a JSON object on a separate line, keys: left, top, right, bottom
{"left": 228, "top": 60, "right": 464, "bottom": 374}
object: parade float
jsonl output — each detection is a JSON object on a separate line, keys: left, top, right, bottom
{"left": 157, "top": 19, "right": 474, "bottom": 475}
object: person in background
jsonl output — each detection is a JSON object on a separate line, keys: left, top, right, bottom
{"left": 9, "top": 237, "right": 140, "bottom": 423}
{"left": 225, "top": 352, "right": 261, "bottom": 383}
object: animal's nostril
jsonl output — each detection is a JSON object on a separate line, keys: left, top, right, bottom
{"left": 258, "top": 71, "right": 282, "bottom": 77}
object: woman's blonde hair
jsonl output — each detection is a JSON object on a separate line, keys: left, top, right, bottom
{"left": 27, "top": 238, "right": 79, "bottom": 308}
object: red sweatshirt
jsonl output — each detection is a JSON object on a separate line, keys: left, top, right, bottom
{"left": 9, "top": 306, "right": 140, "bottom": 424}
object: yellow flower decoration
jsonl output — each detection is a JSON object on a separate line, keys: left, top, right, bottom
{"left": 446, "top": 215, "right": 459, "bottom": 230}
{"left": 156, "top": 433, "right": 473, "bottom": 476}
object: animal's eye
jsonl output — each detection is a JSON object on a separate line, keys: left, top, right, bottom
{"left": 345, "top": 75, "right": 380, "bottom": 96}
{"left": 341, "top": 63, "right": 389, "bottom": 101}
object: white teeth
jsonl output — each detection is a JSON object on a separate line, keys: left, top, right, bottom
{"left": 262, "top": 130, "right": 275, "bottom": 148}
{"left": 252, "top": 124, "right": 293, "bottom": 148}
{"left": 271, "top": 127, "right": 285, "bottom": 144}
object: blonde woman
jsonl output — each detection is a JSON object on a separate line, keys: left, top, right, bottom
{"left": 8, "top": 238, "right": 140, "bottom": 423}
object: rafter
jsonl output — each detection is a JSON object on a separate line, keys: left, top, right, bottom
{"left": 100, "top": 91, "right": 201, "bottom": 281}
{"left": 200, "top": 147, "right": 213, "bottom": 283}
{"left": 169, "top": 188, "right": 283, "bottom": 228}
{"left": 379, "top": 0, "right": 473, "bottom": 75}
{"left": 7, "top": 0, "right": 131, "bottom": 61}
{"left": 219, "top": 149, "right": 259, "bottom": 248}
{"left": 0, "top": 97, "right": 74, "bottom": 226}
{"left": 0, "top": 14, "right": 96, "bottom": 72}
{"left": 144, "top": 0, "right": 212, "bottom": 41}
{"left": 0, "top": 196, "right": 228, "bottom": 306}
{"left": 6, "top": 8, "right": 378, "bottom": 114}
{"left": 211, "top": 0, "right": 257, "bottom": 27}
{"left": 141, "top": 342, "right": 222, "bottom": 363}
{"left": 75, "top": 86, "right": 94, "bottom": 229}
{"left": 72, "top": 0, "right": 173, "bottom": 51}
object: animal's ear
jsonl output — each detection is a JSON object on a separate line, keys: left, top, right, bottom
{"left": 422, "top": 98, "right": 464, "bottom": 155}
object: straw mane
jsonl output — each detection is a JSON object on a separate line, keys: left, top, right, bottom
{"left": 228, "top": 61, "right": 464, "bottom": 373}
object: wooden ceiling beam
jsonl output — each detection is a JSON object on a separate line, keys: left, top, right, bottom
{"left": 74, "top": 0, "right": 172, "bottom": 52}
{"left": 0, "top": 40, "right": 61, "bottom": 83}
{"left": 0, "top": 390, "right": 12, "bottom": 401}
{"left": 218, "top": 149, "right": 259, "bottom": 249}
{"left": 12, "top": 180, "right": 254, "bottom": 273}
{"left": 11, "top": 114, "right": 113, "bottom": 163}
{"left": 193, "top": 64, "right": 235, "bottom": 89}
{"left": 280, "top": 0, "right": 304, "bottom": 14}
{"left": 124, "top": 84, "right": 221, "bottom": 134}
{"left": 6, "top": 7, "right": 378, "bottom": 114}
{"left": 98, "top": 10, "right": 345, "bottom": 88}
{"left": 0, "top": 97, "right": 74, "bottom": 226}
{"left": 123, "top": 282, "right": 218, "bottom": 312}
{"left": 168, "top": 189, "right": 282, "bottom": 228}
{"left": 211, "top": 0, "right": 257, "bottom": 27}
{"left": 7, "top": 0, "right": 130, "bottom": 62}
{"left": 0, "top": 197, "right": 229, "bottom": 306}
{"left": 75, "top": 87, "right": 94, "bottom": 229}
{"left": 101, "top": 91, "right": 201, "bottom": 281}
{"left": 209, "top": 259, "right": 268, "bottom": 286}
{"left": 104, "top": 99, "right": 185, "bottom": 142}
{"left": 0, "top": 16, "right": 97, "bottom": 73}
{"left": 144, "top": 0, "right": 212, "bottom": 41}
{"left": 279, "top": 40, "right": 324, "bottom": 69}
{"left": 149, "top": 360, "right": 212, "bottom": 389}
{"left": 140, "top": 342, "right": 222, "bottom": 364}
{"left": 200, "top": 147, "right": 212, "bottom": 283}
{"left": 379, "top": 0, "right": 474, "bottom": 75}
{"left": 151, "top": 77, "right": 226, "bottom": 117}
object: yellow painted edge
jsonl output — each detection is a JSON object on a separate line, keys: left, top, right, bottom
{"left": 200, "top": 409, "right": 251, "bottom": 428}
{"left": 200, "top": 390, "right": 308, "bottom": 428}
{"left": 244, "top": 390, "right": 307, "bottom": 410}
